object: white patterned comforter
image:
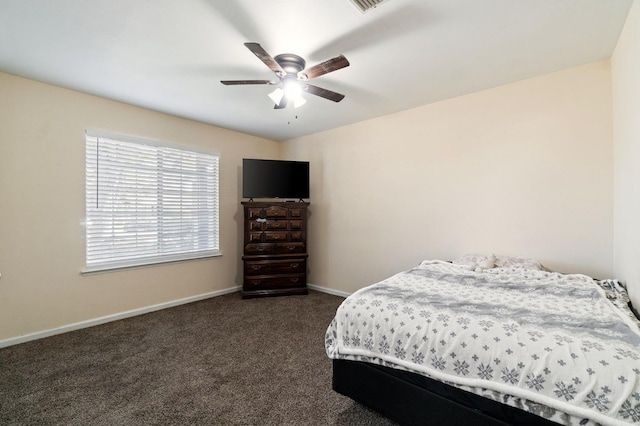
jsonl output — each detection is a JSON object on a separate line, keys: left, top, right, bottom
{"left": 325, "top": 260, "right": 640, "bottom": 426}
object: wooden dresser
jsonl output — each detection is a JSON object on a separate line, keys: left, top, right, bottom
{"left": 241, "top": 201, "right": 309, "bottom": 298}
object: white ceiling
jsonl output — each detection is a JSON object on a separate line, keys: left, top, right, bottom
{"left": 0, "top": 0, "right": 633, "bottom": 141}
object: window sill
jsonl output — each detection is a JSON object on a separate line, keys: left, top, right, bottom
{"left": 81, "top": 252, "right": 222, "bottom": 275}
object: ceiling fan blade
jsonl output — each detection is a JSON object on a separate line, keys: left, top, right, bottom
{"left": 274, "top": 96, "right": 288, "bottom": 109}
{"left": 221, "top": 80, "right": 275, "bottom": 85}
{"left": 304, "top": 84, "right": 345, "bottom": 102}
{"left": 300, "top": 55, "right": 350, "bottom": 80}
{"left": 244, "top": 42, "right": 286, "bottom": 77}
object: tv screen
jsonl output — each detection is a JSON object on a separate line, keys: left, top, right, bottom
{"left": 242, "top": 159, "right": 310, "bottom": 200}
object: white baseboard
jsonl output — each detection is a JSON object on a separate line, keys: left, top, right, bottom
{"left": 0, "top": 286, "right": 241, "bottom": 349}
{"left": 307, "top": 283, "right": 351, "bottom": 298}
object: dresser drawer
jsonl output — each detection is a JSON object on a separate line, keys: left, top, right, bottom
{"left": 270, "top": 259, "right": 305, "bottom": 274}
{"left": 248, "top": 221, "right": 263, "bottom": 231}
{"left": 244, "top": 274, "right": 306, "bottom": 290}
{"left": 265, "top": 220, "right": 288, "bottom": 230}
{"left": 264, "top": 231, "right": 288, "bottom": 242}
{"left": 264, "top": 205, "right": 288, "bottom": 218}
{"left": 245, "top": 259, "right": 306, "bottom": 276}
{"left": 289, "top": 220, "right": 302, "bottom": 230}
{"left": 247, "top": 208, "right": 263, "bottom": 219}
{"left": 248, "top": 232, "right": 265, "bottom": 243}
{"left": 276, "top": 242, "right": 306, "bottom": 254}
{"left": 244, "top": 243, "right": 275, "bottom": 255}
{"left": 245, "top": 260, "right": 271, "bottom": 276}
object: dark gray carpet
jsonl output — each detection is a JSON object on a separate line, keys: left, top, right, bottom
{"left": 0, "top": 290, "right": 397, "bottom": 425}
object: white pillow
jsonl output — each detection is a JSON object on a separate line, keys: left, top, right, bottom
{"left": 494, "top": 255, "right": 545, "bottom": 271}
{"left": 453, "top": 253, "right": 496, "bottom": 272}
{"left": 453, "top": 253, "right": 546, "bottom": 272}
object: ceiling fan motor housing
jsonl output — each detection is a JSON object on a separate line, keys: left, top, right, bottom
{"left": 274, "top": 53, "right": 306, "bottom": 76}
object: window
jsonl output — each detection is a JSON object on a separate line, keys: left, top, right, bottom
{"left": 85, "top": 131, "right": 220, "bottom": 272}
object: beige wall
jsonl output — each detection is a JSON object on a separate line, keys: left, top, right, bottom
{"left": 0, "top": 53, "right": 624, "bottom": 343}
{"left": 284, "top": 61, "right": 613, "bottom": 294}
{"left": 613, "top": 0, "right": 640, "bottom": 309}
{"left": 0, "top": 72, "right": 281, "bottom": 343}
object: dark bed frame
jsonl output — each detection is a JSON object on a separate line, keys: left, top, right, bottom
{"left": 333, "top": 359, "right": 560, "bottom": 426}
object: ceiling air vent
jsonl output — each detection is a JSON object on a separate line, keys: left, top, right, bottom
{"left": 348, "top": 0, "right": 390, "bottom": 13}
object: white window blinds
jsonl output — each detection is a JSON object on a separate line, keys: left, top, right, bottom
{"left": 85, "top": 131, "right": 220, "bottom": 272}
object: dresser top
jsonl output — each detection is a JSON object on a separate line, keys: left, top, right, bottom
{"left": 242, "top": 201, "right": 309, "bottom": 207}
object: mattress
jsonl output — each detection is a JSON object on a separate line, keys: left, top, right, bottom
{"left": 326, "top": 260, "right": 640, "bottom": 425}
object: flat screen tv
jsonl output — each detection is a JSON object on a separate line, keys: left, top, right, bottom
{"left": 242, "top": 158, "right": 310, "bottom": 200}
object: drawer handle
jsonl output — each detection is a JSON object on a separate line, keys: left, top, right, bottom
{"left": 290, "top": 278, "right": 299, "bottom": 283}
{"left": 273, "top": 235, "right": 280, "bottom": 240}
{"left": 290, "top": 263, "right": 299, "bottom": 268}
{"left": 287, "top": 245, "right": 295, "bottom": 251}
{"left": 256, "top": 218, "right": 267, "bottom": 223}
{"left": 251, "top": 265, "right": 262, "bottom": 270}
{"left": 257, "top": 246, "right": 265, "bottom": 252}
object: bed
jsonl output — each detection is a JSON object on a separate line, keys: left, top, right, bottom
{"left": 325, "top": 256, "right": 640, "bottom": 425}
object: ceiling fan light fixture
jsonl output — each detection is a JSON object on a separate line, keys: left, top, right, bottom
{"left": 269, "top": 79, "right": 305, "bottom": 109}
{"left": 283, "top": 79, "right": 303, "bottom": 100}
{"left": 292, "top": 95, "right": 307, "bottom": 109}
{"left": 268, "top": 88, "right": 284, "bottom": 105}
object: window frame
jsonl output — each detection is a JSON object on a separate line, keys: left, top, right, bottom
{"left": 84, "top": 130, "right": 221, "bottom": 273}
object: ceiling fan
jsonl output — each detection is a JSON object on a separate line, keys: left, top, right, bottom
{"left": 221, "top": 42, "right": 350, "bottom": 109}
